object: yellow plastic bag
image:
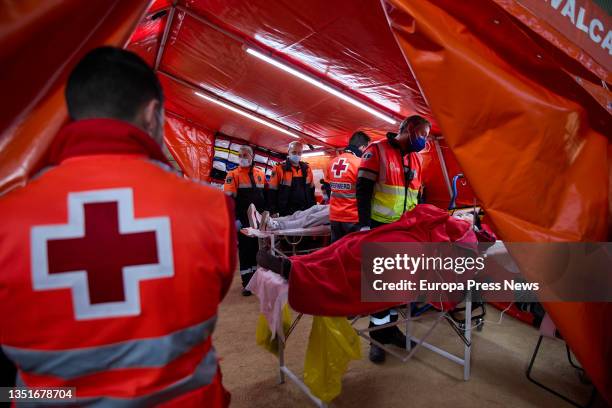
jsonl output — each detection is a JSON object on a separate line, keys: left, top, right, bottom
{"left": 255, "top": 304, "right": 292, "bottom": 355}
{"left": 303, "top": 316, "right": 362, "bottom": 402}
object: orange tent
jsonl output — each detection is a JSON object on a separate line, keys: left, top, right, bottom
{"left": 0, "top": 0, "right": 609, "bottom": 402}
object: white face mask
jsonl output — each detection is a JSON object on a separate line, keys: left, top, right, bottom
{"left": 239, "top": 158, "right": 252, "bottom": 167}
{"left": 288, "top": 154, "right": 301, "bottom": 165}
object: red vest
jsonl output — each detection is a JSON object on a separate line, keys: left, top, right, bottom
{"left": 0, "top": 119, "right": 234, "bottom": 406}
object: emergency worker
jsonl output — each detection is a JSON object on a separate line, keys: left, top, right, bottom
{"left": 268, "top": 141, "right": 315, "bottom": 215}
{"left": 326, "top": 131, "right": 371, "bottom": 242}
{"left": 0, "top": 47, "right": 234, "bottom": 406}
{"left": 356, "top": 115, "right": 431, "bottom": 364}
{"left": 224, "top": 145, "right": 267, "bottom": 295}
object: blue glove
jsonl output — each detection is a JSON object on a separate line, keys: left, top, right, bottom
{"left": 235, "top": 220, "right": 242, "bottom": 230}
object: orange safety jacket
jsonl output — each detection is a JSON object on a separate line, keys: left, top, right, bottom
{"left": 326, "top": 150, "right": 361, "bottom": 223}
{"left": 267, "top": 160, "right": 315, "bottom": 216}
{"left": 0, "top": 119, "right": 234, "bottom": 407}
{"left": 358, "top": 138, "right": 422, "bottom": 224}
{"left": 223, "top": 165, "right": 267, "bottom": 225}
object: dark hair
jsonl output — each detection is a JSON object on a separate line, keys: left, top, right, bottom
{"left": 65, "top": 47, "right": 163, "bottom": 121}
{"left": 399, "top": 115, "right": 431, "bottom": 134}
{"left": 348, "top": 131, "right": 371, "bottom": 148}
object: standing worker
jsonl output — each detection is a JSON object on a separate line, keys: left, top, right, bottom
{"left": 268, "top": 141, "right": 316, "bottom": 216}
{"left": 0, "top": 47, "right": 234, "bottom": 406}
{"left": 224, "top": 146, "right": 267, "bottom": 296}
{"left": 326, "top": 131, "right": 371, "bottom": 242}
{"left": 356, "top": 115, "right": 432, "bottom": 363}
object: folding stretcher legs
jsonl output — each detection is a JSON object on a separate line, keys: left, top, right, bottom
{"left": 353, "top": 292, "right": 473, "bottom": 381}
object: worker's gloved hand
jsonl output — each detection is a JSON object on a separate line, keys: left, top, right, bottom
{"left": 359, "top": 226, "right": 371, "bottom": 232}
{"left": 235, "top": 220, "right": 242, "bottom": 230}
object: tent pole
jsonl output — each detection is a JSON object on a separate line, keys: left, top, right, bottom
{"left": 154, "top": 4, "right": 176, "bottom": 71}
{"left": 433, "top": 137, "right": 452, "bottom": 200}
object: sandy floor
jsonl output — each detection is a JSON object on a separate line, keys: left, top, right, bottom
{"left": 213, "top": 277, "right": 601, "bottom": 408}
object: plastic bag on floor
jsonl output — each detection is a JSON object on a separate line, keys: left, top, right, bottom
{"left": 255, "top": 304, "right": 292, "bottom": 355}
{"left": 303, "top": 316, "right": 362, "bottom": 402}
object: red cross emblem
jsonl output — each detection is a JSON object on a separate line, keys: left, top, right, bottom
{"left": 31, "top": 188, "right": 174, "bottom": 320}
{"left": 331, "top": 158, "right": 349, "bottom": 178}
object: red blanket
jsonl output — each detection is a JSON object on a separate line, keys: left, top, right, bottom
{"left": 288, "top": 205, "right": 477, "bottom": 316}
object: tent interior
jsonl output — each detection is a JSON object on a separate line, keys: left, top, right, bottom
{"left": 0, "top": 0, "right": 610, "bottom": 406}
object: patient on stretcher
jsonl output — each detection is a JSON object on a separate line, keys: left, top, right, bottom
{"left": 247, "top": 203, "right": 329, "bottom": 231}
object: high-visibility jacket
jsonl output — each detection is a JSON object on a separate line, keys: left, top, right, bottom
{"left": 0, "top": 119, "right": 234, "bottom": 407}
{"left": 223, "top": 166, "right": 267, "bottom": 225}
{"left": 325, "top": 150, "right": 360, "bottom": 223}
{"left": 358, "top": 138, "right": 422, "bottom": 224}
{"left": 268, "top": 160, "right": 315, "bottom": 216}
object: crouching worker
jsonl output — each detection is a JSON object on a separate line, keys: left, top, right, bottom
{"left": 0, "top": 47, "right": 234, "bottom": 406}
{"left": 225, "top": 146, "right": 267, "bottom": 296}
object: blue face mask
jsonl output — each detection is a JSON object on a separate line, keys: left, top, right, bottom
{"left": 408, "top": 135, "right": 427, "bottom": 152}
{"left": 288, "top": 154, "right": 301, "bottom": 165}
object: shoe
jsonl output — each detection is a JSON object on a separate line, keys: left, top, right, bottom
{"left": 369, "top": 344, "right": 386, "bottom": 364}
{"left": 241, "top": 289, "right": 252, "bottom": 297}
{"left": 385, "top": 326, "right": 417, "bottom": 349}
{"left": 247, "top": 204, "right": 262, "bottom": 229}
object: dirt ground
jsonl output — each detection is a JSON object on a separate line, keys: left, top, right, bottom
{"left": 213, "top": 277, "right": 602, "bottom": 408}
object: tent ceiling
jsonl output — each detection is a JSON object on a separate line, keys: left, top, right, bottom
{"left": 128, "top": 0, "right": 436, "bottom": 152}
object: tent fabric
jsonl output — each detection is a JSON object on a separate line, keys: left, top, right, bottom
{"left": 383, "top": 0, "right": 610, "bottom": 402}
{"left": 124, "top": 0, "right": 442, "bottom": 151}
{"left": 0, "top": 0, "right": 150, "bottom": 195}
{"left": 164, "top": 113, "right": 214, "bottom": 181}
{"left": 420, "top": 140, "right": 476, "bottom": 209}
{"left": 0, "top": 0, "right": 609, "bottom": 402}
{"left": 492, "top": 0, "right": 611, "bottom": 82}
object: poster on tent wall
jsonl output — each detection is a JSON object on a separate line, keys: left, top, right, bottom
{"left": 514, "top": 0, "right": 611, "bottom": 73}
{"left": 303, "top": 155, "right": 333, "bottom": 201}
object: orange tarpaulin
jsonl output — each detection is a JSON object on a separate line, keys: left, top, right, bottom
{"left": 164, "top": 113, "right": 214, "bottom": 181}
{"left": 0, "top": 0, "right": 150, "bottom": 194}
{"left": 384, "top": 0, "right": 610, "bottom": 402}
{"left": 0, "top": 0, "right": 610, "bottom": 402}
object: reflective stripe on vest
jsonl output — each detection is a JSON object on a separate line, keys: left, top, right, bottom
{"left": 331, "top": 191, "right": 356, "bottom": 199}
{"left": 357, "top": 169, "right": 377, "bottom": 181}
{"left": 14, "top": 347, "right": 219, "bottom": 407}
{"left": 239, "top": 183, "right": 265, "bottom": 189}
{"left": 371, "top": 142, "right": 418, "bottom": 224}
{"left": 3, "top": 316, "right": 216, "bottom": 380}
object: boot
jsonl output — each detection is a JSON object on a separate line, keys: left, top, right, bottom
{"left": 369, "top": 343, "right": 386, "bottom": 364}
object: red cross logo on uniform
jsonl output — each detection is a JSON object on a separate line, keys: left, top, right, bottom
{"left": 31, "top": 188, "right": 174, "bottom": 320}
{"left": 331, "top": 158, "right": 349, "bottom": 178}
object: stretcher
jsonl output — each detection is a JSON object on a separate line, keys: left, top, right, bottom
{"left": 245, "top": 225, "right": 332, "bottom": 407}
{"left": 241, "top": 225, "right": 331, "bottom": 255}
{"left": 250, "top": 245, "right": 483, "bottom": 407}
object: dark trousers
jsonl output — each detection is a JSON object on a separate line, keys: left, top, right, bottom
{"left": 238, "top": 231, "right": 258, "bottom": 287}
{"left": 330, "top": 221, "right": 359, "bottom": 243}
{"left": 368, "top": 218, "right": 399, "bottom": 341}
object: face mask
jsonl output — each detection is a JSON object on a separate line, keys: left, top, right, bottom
{"left": 288, "top": 154, "right": 301, "bottom": 165}
{"left": 239, "top": 158, "right": 252, "bottom": 167}
{"left": 408, "top": 134, "right": 427, "bottom": 152}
